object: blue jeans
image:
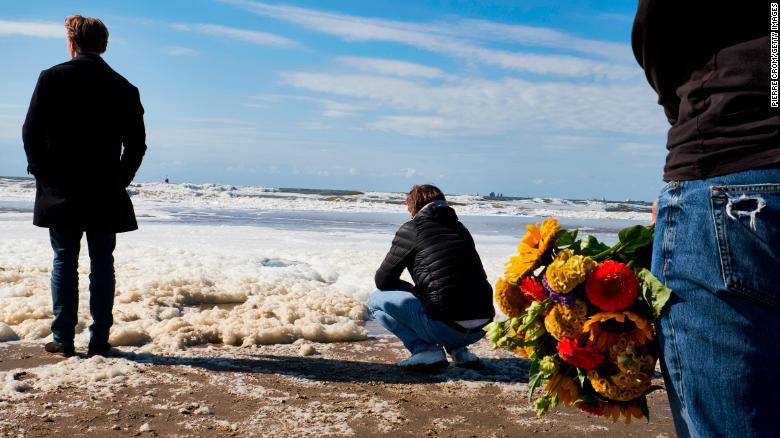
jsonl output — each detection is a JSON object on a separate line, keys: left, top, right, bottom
{"left": 652, "top": 164, "right": 780, "bottom": 438}
{"left": 50, "top": 227, "right": 116, "bottom": 346}
{"left": 367, "top": 290, "right": 485, "bottom": 355}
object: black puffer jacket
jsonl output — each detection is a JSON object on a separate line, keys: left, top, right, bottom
{"left": 375, "top": 201, "right": 495, "bottom": 322}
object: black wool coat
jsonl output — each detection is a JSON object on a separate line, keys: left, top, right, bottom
{"left": 22, "top": 53, "right": 147, "bottom": 233}
{"left": 375, "top": 202, "right": 496, "bottom": 322}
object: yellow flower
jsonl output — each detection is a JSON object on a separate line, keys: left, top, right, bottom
{"left": 600, "top": 402, "right": 646, "bottom": 424}
{"left": 495, "top": 277, "right": 528, "bottom": 317}
{"left": 507, "top": 327, "right": 536, "bottom": 359}
{"left": 505, "top": 218, "right": 560, "bottom": 283}
{"left": 514, "top": 345, "right": 534, "bottom": 360}
{"left": 608, "top": 337, "right": 656, "bottom": 377}
{"left": 544, "top": 374, "right": 579, "bottom": 406}
{"left": 545, "top": 249, "right": 597, "bottom": 294}
{"left": 543, "top": 300, "right": 588, "bottom": 340}
{"left": 583, "top": 311, "right": 654, "bottom": 351}
{"left": 588, "top": 366, "right": 652, "bottom": 402}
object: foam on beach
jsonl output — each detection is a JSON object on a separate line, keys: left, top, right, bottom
{"left": 0, "top": 223, "right": 381, "bottom": 351}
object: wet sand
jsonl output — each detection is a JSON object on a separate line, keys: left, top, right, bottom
{"left": 0, "top": 335, "right": 674, "bottom": 438}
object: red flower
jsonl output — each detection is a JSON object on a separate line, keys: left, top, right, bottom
{"left": 519, "top": 277, "right": 547, "bottom": 302}
{"left": 577, "top": 403, "right": 605, "bottom": 416}
{"left": 556, "top": 337, "right": 604, "bottom": 370}
{"left": 585, "top": 261, "right": 639, "bottom": 312}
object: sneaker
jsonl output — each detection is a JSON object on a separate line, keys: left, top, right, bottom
{"left": 44, "top": 341, "right": 76, "bottom": 358}
{"left": 450, "top": 347, "right": 481, "bottom": 369}
{"left": 397, "top": 348, "right": 448, "bottom": 370}
{"left": 87, "top": 342, "right": 114, "bottom": 357}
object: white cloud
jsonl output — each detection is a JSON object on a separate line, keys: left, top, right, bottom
{"left": 442, "top": 19, "right": 633, "bottom": 63}
{"left": 176, "top": 117, "right": 256, "bottom": 126}
{"left": 368, "top": 116, "right": 451, "bottom": 138}
{"left": 249, "top": 94, "right": 370, "bottom": 118}
{"left": 337, "top": 56, "right": 448, "bottom": 79}
{"left": 348, "top": 167, "right": 358, "bottom": 176}
{"left": 172, "top": 22, "right": 298, "bottom": 47}
{"left": 298, "top": 121, "right": 331, "bottom": 130}
{"left": 321, "top": 101, "right": 368, "bottom": 118}
{"left": 616, "top": 142, "right": 665, "bottom": 157}
{"left": 399, "top": 167, "right": 417, "bottom": 178}
{"left": 222, "top": 0, "right": 638, "bottom": 80}
{"left": 0, "top": 20, "right": 62, "bottom": 38}
{"left": 0, "top": 116, "right": 22, "bottom": 142}
{"left": 166, "top": 45, "right": 199, "bottom": 56}
{"left": 282, "top": 72, "right": 666, "bottom": 137}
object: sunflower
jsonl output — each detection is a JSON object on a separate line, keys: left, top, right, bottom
{"left": 588, "top": 368, "right": 651, "bottom": 402}
{"left": 505, "top": 218, "right": 560, "bottom": 283}
{"left": 545, "top": 249, "right": 597, "bottom": 294}
{"left": 599, "top": 401, "right": 646, "bottom": 424}
{"left": 543, "top": 300, "right": 588, "bottom": 340}
{"left": 583, "top": 311, "right": 653, "bottom": 351}
{"left": 544, "top": 374, "right": 579, "bottom": 406}
{"left": 495, "top": 277, "right": 528, "bottom": 317}
{"left": 556, "top": 337, "right": 604, "bottom": 370}
{"left": 608, "top": 336, "right": 657, "bottom": 376}
{"left": 585, "top": 260, "right": 639, "bottom": 312}
{"left": 576, "top": 402, "right": 605, "bottom": 416}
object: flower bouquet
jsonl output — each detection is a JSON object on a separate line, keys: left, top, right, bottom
{"left": 484, "top": 218, "right": 671, "bottom": 423}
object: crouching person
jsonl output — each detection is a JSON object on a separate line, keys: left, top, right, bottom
{"left": 369, "top": 184, "right": 495, "bottom": 370}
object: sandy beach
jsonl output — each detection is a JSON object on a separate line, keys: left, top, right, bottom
{"left": 0, "top": 180, "right": 669, "bottom": 437}
{"left": 0, "top": 335, "right": 674, "bottom": 438}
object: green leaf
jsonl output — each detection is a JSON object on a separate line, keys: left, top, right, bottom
{"left": 618, "top": 225, "right": 653, "bottom": 245}
{"left": 554, "top": 229, "right": 578, "bottom": 248}
{"left": 576, "top": 368, "right": 587, "bottom": 387}
{"left": 528, "top": 360, "right": 544, "bottom": 401}
{"left": 637, "top": 268, "right": 672, "bottom": 320}
{"left": 637, "top": 396, "right": 651, "bottom": 422}
{"left": 612, "top": 225, "right": 655, "bottom": 268}
{"left": 572, "top": 235, "right": 610, "bottom": 257}
{"left": 643, "top": 385, "right": 665, "bottom": 396}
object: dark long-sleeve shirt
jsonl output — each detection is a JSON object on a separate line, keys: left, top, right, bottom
{"left": 632, "top": 1, "right": 780, "bottom": 180}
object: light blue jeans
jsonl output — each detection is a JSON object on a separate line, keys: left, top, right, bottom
{"left": 652, "top": 164, "right": 780, "bottom": 438}
{"left": 367, "top": 290, "right": 485, "bottom": 355}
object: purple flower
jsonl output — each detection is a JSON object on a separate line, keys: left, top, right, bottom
{"left": 542, "top": 273, "right": 577, "bottom": 307}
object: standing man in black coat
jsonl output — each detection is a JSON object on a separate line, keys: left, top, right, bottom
{"left": 22, "top": 14, "right": 147, "bottom": 357}
{"left": 369, "top": 185, "right": 495, "bottom": 370}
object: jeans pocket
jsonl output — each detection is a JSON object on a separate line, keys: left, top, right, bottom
{"left": 711, "top": 184, "right": 780, "bottom": 307}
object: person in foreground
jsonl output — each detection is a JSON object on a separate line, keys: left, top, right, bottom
{"left": 633, "top": 2, "right": 779, "bottom": 436}
{"left": 369, "top": 185, "right": 495, "bottom": 370}
{"left": 22, "top": 15, "right": 147, "bottom": 357}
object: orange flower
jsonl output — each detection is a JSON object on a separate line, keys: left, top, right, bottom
{"left": 544, "top": 374, "right": 579, "bottom": 406}
{"left": 583, "top": 311, "right": 653, "bottom": 351}
{"left": 505, "top": 218, "right": 560, "bottom": 283}
{"left": 585, "top": 261, "right": 639, "bottom": 312}
{"left": 600, "top": 401, "right": 647, "bottom": 424}
{"left": 495, "top": 277, "right": 528, "bottom": 317}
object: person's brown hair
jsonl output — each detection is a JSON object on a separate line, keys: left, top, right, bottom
{"left": 65, "top": 14, "right": 109, "bottom": 54}
{"left": 406, "top": 184, "right": 446, "bottom": 217}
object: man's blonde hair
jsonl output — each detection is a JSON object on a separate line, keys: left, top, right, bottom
{"left": 65, "top": 14, "right": 109, "bottom": 54}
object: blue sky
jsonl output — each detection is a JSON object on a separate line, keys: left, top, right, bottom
{"left": 0, "top": 0, "right": 669, "bottom": 200}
